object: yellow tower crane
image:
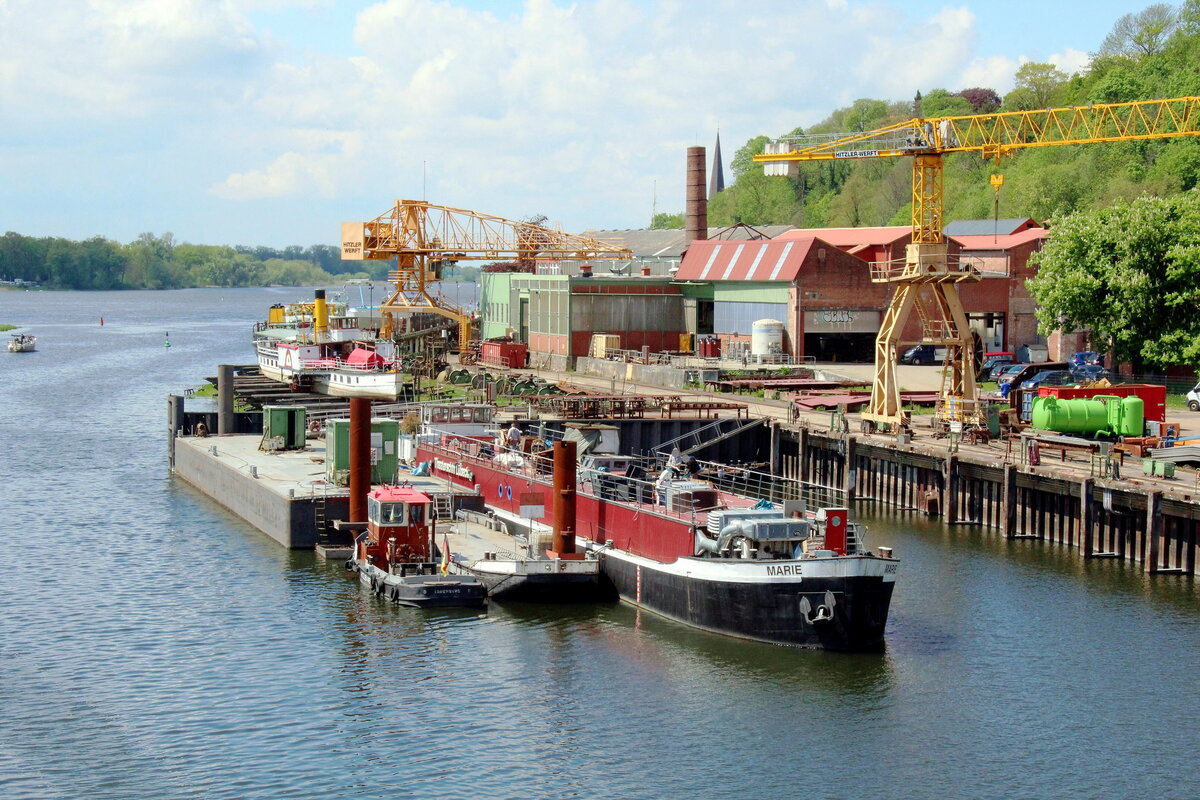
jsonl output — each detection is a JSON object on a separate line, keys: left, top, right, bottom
{"left": 754, "top": 96, "right": 1200, "bottom": 433}
{"left": 341, "top": 200, "right": 633, "bottom": 350}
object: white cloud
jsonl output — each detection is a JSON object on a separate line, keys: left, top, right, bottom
{"left": 0, "top": 0, "right": 265, "bottom": 117}
{"left": 959, "top": 55, "right": 1022, "bottom": 94}
{"left": 1049, "top": 47, "right": 1091, "bottom": 76}
{"left": 216, "top": 0, "right": 1010, "bottom": 214}
{"left": 210, "top": 131, "right": 361, "bottom": 198}
{"left": 1, "top": 0, "right": 1103, "bottom": 245}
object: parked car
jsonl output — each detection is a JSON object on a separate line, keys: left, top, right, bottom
{"left": 995, "top": 364, "right": 1028, "bottom": 385}
{"left": 1001, "top": 362, "right": 1071, "bottom": 389}
{"left": 978, "top": 351, "right": 1016, "bottom": 380}
{"left": 995, "top": 364, "right": 1029, "bottom": 398}
{"left": 1070, "top": 364, "right": 1111, "bottom": 383}
{"left": 899, "top": 344, "right": 945, "bottom": 365}
{"left": 1070, "top": 351, "right": 1105, "bottom": 368}
{"left": 1187, "top": 381, "right": 1200, "bottom": 412}
{"left": 1020, "top": 369, "right": 1076, "bottom": 391}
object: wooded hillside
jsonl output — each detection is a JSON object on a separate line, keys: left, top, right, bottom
{"left": 707, "top": 1, "right": 1200, "bottom": 230}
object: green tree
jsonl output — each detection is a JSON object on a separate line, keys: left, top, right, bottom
{"left": 1013, "top": 62, "right": 1069, "bottom": 107}
{"left": 730, "top": 135, "right": 771, "bottom": 179}
{"left": 1001, "top": 86, "right": 1038, "bottom": 111}
{"left": 650, "top": 212, "right": 685, "bottom": 229}
{"left": 920, "top": 88, "right": 973, "bottom": 118}
{"left": 1027, "top": 192, "right": 1200, "bottom": 371}
{"left": 1097, "top": 3, "right": 1178, "bottom": 57}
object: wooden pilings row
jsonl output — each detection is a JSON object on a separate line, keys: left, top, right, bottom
{"left": 783, "top": 428, "right": 1200, "bottom": 576}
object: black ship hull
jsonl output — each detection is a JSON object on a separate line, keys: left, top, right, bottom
{"left": 600, "top": 550, "right": 896, "bottom": 651}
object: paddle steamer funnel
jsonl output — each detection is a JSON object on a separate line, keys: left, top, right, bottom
{"left": 313, "top": 289, "right": 330, "bottom": 341}
{"left": 550, "top": 440, "right": 577, "bottom": 557}
{"left": 349, "top": 397, "right": 371, "bottom": 532}
{"left": 685, "top": 146, "right": 707, "bottom": 244}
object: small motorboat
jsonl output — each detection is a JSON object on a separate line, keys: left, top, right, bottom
{"left": 8, "top": 333, "right": 36, "bottom": 353}
{"left": 347, "top": 485, "right": 486, "bottom": 609}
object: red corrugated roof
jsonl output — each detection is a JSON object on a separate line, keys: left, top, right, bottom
{"left": 675, "top": 237, "right": 820, "bottom": 281}
{"left": 774, "top": 225, "right": 910, "bottom": 247}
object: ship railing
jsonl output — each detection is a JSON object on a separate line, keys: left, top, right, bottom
{"left": 297, "top": 357, "right": 401, "bottom": 373}
{"left": 691, "top": 457, "right": 846, "bottom": 510}
{"left": 420, "top": 437, "right": 720, "bottom": 526}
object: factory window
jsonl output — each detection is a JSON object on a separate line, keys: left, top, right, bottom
{"left": 714, "top": 302, "right": 789, "bottom": 335}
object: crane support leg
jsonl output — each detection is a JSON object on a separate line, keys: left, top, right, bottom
{"left": 864, "top": 283, "right": 917, "bottom": 428}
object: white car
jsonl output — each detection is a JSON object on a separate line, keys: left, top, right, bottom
{"left": 1188, "top": 382, "right": 1200, "bottom": 412}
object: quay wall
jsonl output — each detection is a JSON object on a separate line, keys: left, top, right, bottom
{"left": 781, "top": 427, "right": 1199, "bottom": 576}
{"left": 173, "top": 437, "right": 347, "bottom": 549}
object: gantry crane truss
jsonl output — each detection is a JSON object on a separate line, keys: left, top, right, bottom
{"left": 342, "top": 200, "right": 633, "bottom": 350}
{"left": 755, "top": 96, "right": 1200, "bottom": 432}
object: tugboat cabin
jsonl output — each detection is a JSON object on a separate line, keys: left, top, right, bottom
{"left": 361, "top": 486, "right": 434, "bottom": 571}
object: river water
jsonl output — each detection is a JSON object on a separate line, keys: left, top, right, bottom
{"left": 1, "top": 287, "right": 1198, "bottom": 799}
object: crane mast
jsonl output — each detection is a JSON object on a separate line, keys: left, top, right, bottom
{"left": 342, "top": 200, "right": 632, "bottom": 350}
{"left": 754, "top": 96, "right": 1200, "bottom": 432}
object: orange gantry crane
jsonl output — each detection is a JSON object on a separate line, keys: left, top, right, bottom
{"left": 754, "top": 96, "right": 1200, "bottom": 432}
{"left": 341, "top": 200, "right": 632, "bottom": 350}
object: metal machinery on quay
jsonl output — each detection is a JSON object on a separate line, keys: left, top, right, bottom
{"left": 339, "top": 201, "right": 633, "bottom": 351}
{"left": 755, "top": 96, "right": 1200, "bottom": 435}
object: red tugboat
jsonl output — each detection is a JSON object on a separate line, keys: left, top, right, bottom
{"left": 347, "top": 485, "right": 486, "bottom": 608}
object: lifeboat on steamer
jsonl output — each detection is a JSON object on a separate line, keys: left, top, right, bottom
{"left": 347, "top": 485, "right": 486, "bottom": 609}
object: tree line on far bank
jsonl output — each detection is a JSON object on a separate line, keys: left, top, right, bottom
{"left": 0, "top": 231, "right": 481, "bottom": 290}
{"left": 0, "top": 232, "right": 360, "bottom": 290}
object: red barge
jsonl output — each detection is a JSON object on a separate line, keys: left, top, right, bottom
{"left": 418, "top": 435, "right": 899, "bottom": 650}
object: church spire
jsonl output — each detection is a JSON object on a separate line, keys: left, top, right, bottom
{"left": 709, "top": 130, "right": 725, "bottom": 197}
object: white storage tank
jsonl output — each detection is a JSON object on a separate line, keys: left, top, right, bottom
{"left": 751, "top": 318, "right": 785, "bottom": 356}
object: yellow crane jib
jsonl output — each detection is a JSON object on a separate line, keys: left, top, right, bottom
{"left": 342, "top": 200, "right": 632, "bottom": 350}
{"left": 752, "top": 96, "right": 1200, "bottom": 432}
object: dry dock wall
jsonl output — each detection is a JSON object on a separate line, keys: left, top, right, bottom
{"left": 173, "top": 437, "right": 347, "bottom": 549}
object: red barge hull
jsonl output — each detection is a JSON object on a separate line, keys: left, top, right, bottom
{"left": 418, "top": 440, "right": 897, "bottom": 650}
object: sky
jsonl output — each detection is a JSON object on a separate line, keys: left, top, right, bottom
{"left": 0, "top": 0, "right": 1151, "bottom": 249}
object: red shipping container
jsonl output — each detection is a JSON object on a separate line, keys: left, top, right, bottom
{"left": 481, "top": 341, "right": 526, "bottom": 367}
{"left": 1038, "top": 383, "right": 1166, "bottom": 423}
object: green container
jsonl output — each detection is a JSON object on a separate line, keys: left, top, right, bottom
{"left": 985, "top": 403, "right": 1001, "bottom": 437}
{"left": 1031, "top": 396, "right": 1109, "bottom": 435}
{"left": 1153, "top": 460, "right": 1175, "bottom": 479}
{"left": 1143, "top": 458, "right": 1156, "bottom": 476}
{"left": 262, "top": 405, "right": 307, "bottom": 450}
{"left": 324, "top": 417, "right": 400, "bottom": 486}
{"left": 1115, "top": 396, "right": 1144, "bottom": 437}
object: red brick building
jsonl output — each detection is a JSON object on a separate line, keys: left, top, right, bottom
{"left": 674, "top": 221, "right": 1048, "bottom": 362}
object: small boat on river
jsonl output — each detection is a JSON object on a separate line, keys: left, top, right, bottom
{"left": 347, "top": 484, "right": 486, "bottom": 608}
{"left": 8, "top": 333, "right": 36, "bottom": 353}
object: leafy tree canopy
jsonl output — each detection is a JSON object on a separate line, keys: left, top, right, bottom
{"left": 650, "top": 212, "right": 685, "bottom": 229}
{"left": 709, "top": 1, "right": 1200, "bottom": 233}
{"left": 1026, "top": 192, "right": 1200, "bottom": 370}
{"left": 1097, "top": 3, "right": 1179, "bottom": 57}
